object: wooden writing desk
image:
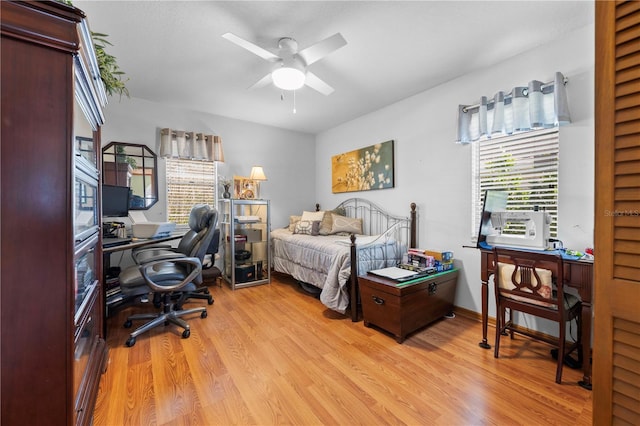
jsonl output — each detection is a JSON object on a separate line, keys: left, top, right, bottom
{"left": 478, "top": 247, "right": 594, "bottom": 390}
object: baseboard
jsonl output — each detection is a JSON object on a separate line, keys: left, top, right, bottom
{"left": 452, "top": 305, "right": 561, "bottom": 344}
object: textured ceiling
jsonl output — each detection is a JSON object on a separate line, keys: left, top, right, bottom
{"left": 75, "top": 1, "right": 594, "bottom": 135}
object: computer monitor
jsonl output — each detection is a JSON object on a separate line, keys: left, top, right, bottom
{"left": 102, "top": 184, "right": 130, "bottom": 217}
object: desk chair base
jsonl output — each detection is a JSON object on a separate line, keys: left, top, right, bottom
{"left": 123, "top": 296, "right": 207, "bottom": 347}
{"left": 181, "top": 266, "right": 222, "bottom": 306}
{"left": 181, "top": 287, "right": 214, "bottom": 306}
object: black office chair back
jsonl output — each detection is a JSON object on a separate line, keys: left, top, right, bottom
{"left": 207, "top": 228, "right": 221, "bottom": 255}
{"left": 175, "top": 204, "right": 218, "bottom": 261}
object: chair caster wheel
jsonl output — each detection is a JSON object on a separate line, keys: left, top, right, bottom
{"left": 124, "top": 320, "right": 132, "bottom": 328}
{"left": 201, "top": 311, "right": 208, "bottom": 318}
{"left": 204, "top": 289, "right": 210, "bottom": 295}
{"left": 182, "top": 329, "right": 190, "bottom": 338}
{"left": 207, "top": 296, "right": 214, "bottom": 305}
{"left": 126, "top": 337, "right": 136, "bottom": 347}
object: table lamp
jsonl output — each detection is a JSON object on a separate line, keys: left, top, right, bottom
{"left": 249, "top": 166, "right": 267, "bottom": 199}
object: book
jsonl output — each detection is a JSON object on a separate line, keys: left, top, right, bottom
{"left": 369, "top": 266, "right": 419, "bottom": 280}
{"left": 408, "top": 248, "right": 453, "bottom": 261}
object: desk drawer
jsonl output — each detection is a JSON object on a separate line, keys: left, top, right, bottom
{"left": 360, "top": 270, "right": 458, "bottom": 343}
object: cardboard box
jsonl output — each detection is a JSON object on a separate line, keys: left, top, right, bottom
{"left": 434, "top": 260, "right": 454, "bottom": 272}
{"left": 239, "top": 228, "right": 262, "bottom": 243}
{"left": 424, "top": 250, "right": 454, "bottom": 262}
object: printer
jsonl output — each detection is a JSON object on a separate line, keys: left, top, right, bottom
{"left": 129, "top": 211, "right": 176, "bottom": 239}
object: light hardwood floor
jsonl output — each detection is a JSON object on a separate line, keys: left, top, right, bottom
{"left": 94, "top": 273, "right": 592, "bottom": 425}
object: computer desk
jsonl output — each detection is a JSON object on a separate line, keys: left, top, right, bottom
{"left": 478, "top": 246, "right": 594, "bottom": 390}
{"left": 102, "top": 233, "right": 183, "bottom": 336}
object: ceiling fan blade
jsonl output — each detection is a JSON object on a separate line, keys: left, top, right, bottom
{"left": 248, "top": 73, "right": 273, "bottom": 90}
{"left": 298, "top": 33, "right": 347, "bottom": 66}
{"left": 222, "top": 32, "right": 280, "bottom": 62}
{"left": 304, "top": 71, "right": 334, "bottom": 96}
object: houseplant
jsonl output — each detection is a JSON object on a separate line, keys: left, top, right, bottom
{"left": 91, "top": 32, "right": 129, "bottom": 98}
{"left": 60, "top": 0, "right": 129, "bottom": 98}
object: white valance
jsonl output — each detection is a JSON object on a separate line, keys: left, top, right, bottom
{"left": 160, "top": 128, "right": 224, "bottom": 162}
{"left": 456, "top": 72, "right": 571, "bottom": 144}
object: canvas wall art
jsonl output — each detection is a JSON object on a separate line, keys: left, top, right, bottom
{"left": 331, "top": 140, "right": 394, "bottom": 193}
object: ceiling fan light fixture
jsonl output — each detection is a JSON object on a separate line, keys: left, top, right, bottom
{"left": 272, "top": 67, "right": 305, "bottom": 91}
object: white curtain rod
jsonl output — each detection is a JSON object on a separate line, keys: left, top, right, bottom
{"left": 461, "top": 77, "right": 568, "bottom": 113}
{"left": 160, "top": 128, "right": 219, "bottom": 141}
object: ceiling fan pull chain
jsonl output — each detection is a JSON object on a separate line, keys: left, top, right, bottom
{"left": 293, "top": 90, "right": 297, "bottom": 114}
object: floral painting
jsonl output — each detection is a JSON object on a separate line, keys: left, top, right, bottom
{"left": 331, "top": 140, "right": 394, "bottom": 193}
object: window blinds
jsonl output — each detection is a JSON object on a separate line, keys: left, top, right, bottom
{"left": 471, "top": 128, "right": 559, "bottom": 241}
{"left": 166, "top": 158, "right": 216, "bottom": 225}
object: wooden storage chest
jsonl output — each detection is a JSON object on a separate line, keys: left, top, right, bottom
{"left": 359, "top": 269, "right": 458, "bottom": 343}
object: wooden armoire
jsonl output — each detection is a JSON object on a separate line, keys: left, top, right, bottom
{"left": 1, "top": 1, "right": 108, "bottom": 425}
{"left": 594, "top": 1, "right": 640, "bottom": 424}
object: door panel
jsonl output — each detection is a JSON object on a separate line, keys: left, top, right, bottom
{"left": 593, "top": 1, "right": 640, "bottom": 424}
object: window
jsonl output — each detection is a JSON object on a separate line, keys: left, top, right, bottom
{"left": 471, "top": 128, "right": 559, "bottom": 241}
{"left": 166, "top": 158, "right": 217, "bottom": 225}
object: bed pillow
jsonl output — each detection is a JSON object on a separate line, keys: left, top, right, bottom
{"left": 288, "top": 215, "right": 301, "bottom": 232}
{"left": 301, "top": 210, "right": 325, "bottom": 222}
{"left": 293, "top": 220, "right": 321, "bottom": 235}
{"left": 330, "top": 214, "right": 362, "bottom": 235}
{"left": 319, "top": 207, "right": 348, "bottom": 235}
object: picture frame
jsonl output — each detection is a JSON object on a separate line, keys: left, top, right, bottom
{"left": 233, "top": 175, "right": 256, "bottom": 199}
{"left": 331, "top": 140, "right": 394, "bottom": 193}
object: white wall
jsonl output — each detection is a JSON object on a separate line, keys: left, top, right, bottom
{"left": 100, "top": 24, "right": 595, "bottom": 335}
{"left": 100, "top": 97, "right": 317, "bottom": 229}
{"left": 315, "top": 24, "right": 595, "bottom": 333}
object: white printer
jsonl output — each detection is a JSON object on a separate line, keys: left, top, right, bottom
{"left": 129, "top": 211, "right": 176, "bottom": 238}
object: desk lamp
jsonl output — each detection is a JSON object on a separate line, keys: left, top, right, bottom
{"left": 249, "top": 166, "right": 267, "bottom": 199}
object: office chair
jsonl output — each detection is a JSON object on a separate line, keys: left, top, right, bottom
{"left": 492, "top": 247, "right": 582, "bottom": 384}
{"left": 183, "top": 228, "right": 221, "bottom": 304}
{"left": 118, "top": 204, "right": 217, "bottom": 347}
{"left": 132, "top": 209, "right": 221, "bottom": 305}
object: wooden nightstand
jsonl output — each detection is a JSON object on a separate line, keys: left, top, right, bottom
{"left": 359, "top": 269, "right": 459, "bottom": 343}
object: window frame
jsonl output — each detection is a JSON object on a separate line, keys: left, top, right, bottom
{"left": 471, "top": 128, "right": 559, "bottom": 243}
{"left": 165, "top": 158, "right": 217, "bottom": 226}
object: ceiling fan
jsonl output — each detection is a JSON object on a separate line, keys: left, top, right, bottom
{"left": 222, "top": 32, "right": 347, "bottom": 96}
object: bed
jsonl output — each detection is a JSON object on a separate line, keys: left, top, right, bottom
{"left": 272, "top": 198, "right": 417, "bottom": 321}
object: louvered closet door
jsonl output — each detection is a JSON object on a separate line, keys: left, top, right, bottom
{"left": 594, "top": 1, "right": 640, "bottom": 424}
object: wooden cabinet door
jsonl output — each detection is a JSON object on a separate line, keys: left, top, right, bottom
{"left": 593, "top": 1, "right": 640, "bottom": 424}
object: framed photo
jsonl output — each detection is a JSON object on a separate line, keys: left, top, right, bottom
{"left": 331, "top": 140, "right": 394, "bottom": 193}
{"left": 233, "top": 176, "right": 256, "bottom": 199}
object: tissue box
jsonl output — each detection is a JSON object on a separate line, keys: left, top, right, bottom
{"left": 132, "top": 222, "right": 176, "bottom": 238}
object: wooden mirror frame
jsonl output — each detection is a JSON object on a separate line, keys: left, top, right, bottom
{"left": 102, "top": 142, "right": 158, "bottom": 210}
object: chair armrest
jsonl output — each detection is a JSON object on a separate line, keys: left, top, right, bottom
{"left": 132, "top": 244, "right": 173, "bottom": 254}
{"left": 135, "top": 251, "right": 186, "bottom": 264}
{"left": 131, "top": 244, "right": 175, "bottom": 262}
{"left": 138, "top": 257, "right": 202, "bottom": 293}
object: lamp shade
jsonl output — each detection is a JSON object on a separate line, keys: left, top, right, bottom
{"left": 249, "top": 166, "right": 267, "bottom": 181}
{"left": 272, "top": 67, "right": 305, "bottom": 91}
